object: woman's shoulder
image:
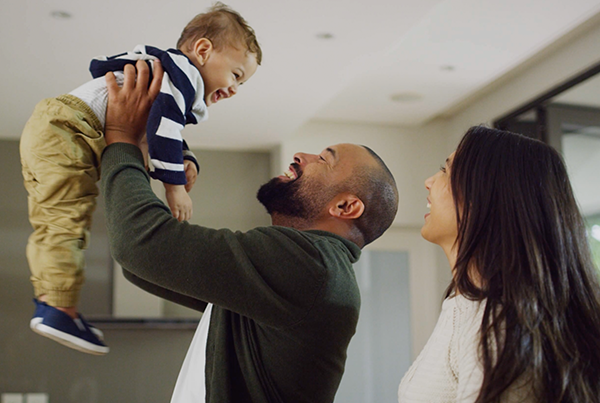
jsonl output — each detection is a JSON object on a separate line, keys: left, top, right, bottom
{"left": 450, "top": 294, "right": 486, "bottom": 320}
{"left": 447, "top": 295, "right": 487, "bottom": 354}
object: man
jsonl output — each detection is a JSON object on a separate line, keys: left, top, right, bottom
{"left": 101, "top": 60, "right": 398, "bottom": 402}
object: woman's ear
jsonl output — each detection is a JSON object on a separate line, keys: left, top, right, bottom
{"left": 329, "top": 194, "right": 365, "bottom": 220}
{"left": 193, "top": 38, "right": 213, "bottom": 66}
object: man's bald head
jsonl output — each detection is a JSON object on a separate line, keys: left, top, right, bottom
{"left": 257, "top": 144, "right": 398, "bottom": 247}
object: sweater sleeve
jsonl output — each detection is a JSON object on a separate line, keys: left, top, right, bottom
{"left": 144, "top": 46, "right": 207, "bottom": 185}
{"left": 146, "top": 72, "right": 188, "bottom": 185}
{"left": 100, "top": 143, "right": 329, "bottom": 327}
{"left": 454, "top": 298, "right": 486, "bottom": 402}
{"left": 182, "top": 140, "right": 200, "bottom": 174}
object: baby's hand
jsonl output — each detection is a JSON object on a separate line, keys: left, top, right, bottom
{"left": 183, "top": 160, "right": 198, "bottom": 193}
{"left": 164, "top": 183, "right": 193, "bottom": 221}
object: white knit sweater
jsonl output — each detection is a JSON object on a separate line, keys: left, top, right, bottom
{"left": 398, "top": 295, "right": 485, "bottom": 402}
{"left": 398, "top": 295, "right": 532, "bottom": 402}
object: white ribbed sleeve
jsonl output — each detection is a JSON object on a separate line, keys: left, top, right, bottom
{"left": 398, "top": 295, "right": 485, "bottom": 402}
{"left": 398, "top": 295, "right": 533, "bottom": 402}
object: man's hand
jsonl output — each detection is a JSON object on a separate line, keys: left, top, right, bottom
{"left": 184, "top": 160, "right": 198, "bottom": 192}
{"left": 164, "top": 183, "right": 193, "bottom": 222}
{"left": 105, "top": 59, "right": 163, "bottom": 146}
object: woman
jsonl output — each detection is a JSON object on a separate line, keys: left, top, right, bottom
{"left": 398, "top": 126, "right": 600, "bottom": 402}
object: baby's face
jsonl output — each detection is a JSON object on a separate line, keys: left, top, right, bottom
{"left": 198, "top": 45, "right": 258, "bottom": 107}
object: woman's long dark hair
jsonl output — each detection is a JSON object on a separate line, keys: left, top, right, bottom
{"left": 449, "top": 126, "right": 600, "bottom": 402}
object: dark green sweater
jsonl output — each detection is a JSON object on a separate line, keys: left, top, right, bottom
{"left": 100, "top": 144, "right": 362, "bottom": 403}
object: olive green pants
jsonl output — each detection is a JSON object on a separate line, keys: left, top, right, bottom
{"left": 20, "top": 95, "right": 105, "bottom": 307}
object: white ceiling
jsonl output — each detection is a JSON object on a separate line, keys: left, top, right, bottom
{"left": 2, "top": 0, "right": 600, "bottom": 150}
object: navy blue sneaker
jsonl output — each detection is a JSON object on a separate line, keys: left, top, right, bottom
{"left": 30, "top": 299, "right": 109, "bottom": 355}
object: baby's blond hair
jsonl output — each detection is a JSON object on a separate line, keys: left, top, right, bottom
{"left": 177, "top": 2, "right": 262, "bottom": 65}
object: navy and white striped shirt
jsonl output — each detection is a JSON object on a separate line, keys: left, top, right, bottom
{"left": 90, "top": 45, "right": 208, "bottom": 185}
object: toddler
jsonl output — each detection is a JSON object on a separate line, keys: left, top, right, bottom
{"left": 20, "top": 2, "right": 261, "bottom": 355}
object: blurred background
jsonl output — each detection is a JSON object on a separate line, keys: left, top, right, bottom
{"left": 2, "top": 0, "right": 600, "bottom": 401}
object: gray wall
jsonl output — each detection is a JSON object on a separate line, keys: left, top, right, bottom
{"left": 335, "top": 251, "right": 411, "bottom": 403}
{"left": 0, "top": 139, "right": 271, "bottom": 401}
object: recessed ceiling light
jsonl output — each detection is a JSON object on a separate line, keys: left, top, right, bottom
{"left": 51, "top": 10, "right": 72, "bottom": 20}
{"left": 390, "top": 92, "right": 423, "bottom": 103}
{"left": 440, "top": 65, "right": 455, "bottom": 72}
{"left": 316, "top": 32, "right": 334, "bottom": 40}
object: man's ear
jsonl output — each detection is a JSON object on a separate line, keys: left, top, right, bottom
{"left": 328, "top": 193, "right": 365, "bottom": 220}
{"left": 193, "top": 38, "right": 213, "bottom": 66}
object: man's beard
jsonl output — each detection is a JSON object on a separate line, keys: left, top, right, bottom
{"left": 257, "top": 176, "right": 327, "bottom": 221}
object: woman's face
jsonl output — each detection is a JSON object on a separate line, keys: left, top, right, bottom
{"left": 422, "top": 152, "right": 458, "bottom": 254}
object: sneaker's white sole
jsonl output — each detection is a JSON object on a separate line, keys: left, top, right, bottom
{"left": 30, "top": 318, "right": 109, "bottom": 356}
